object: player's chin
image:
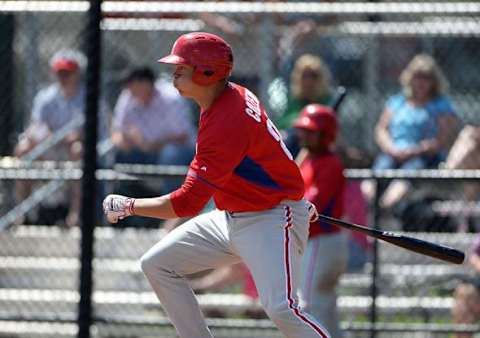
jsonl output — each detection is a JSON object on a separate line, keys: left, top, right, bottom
{"left": 176, "top": 88, "right": 192, "bottom": 98}
{"left": 173, "top": 85, "right": 185, "bottom": 96}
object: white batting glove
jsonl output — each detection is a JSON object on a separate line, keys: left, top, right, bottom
{"left": 102, "top": 194, "right": 136, "bottom": 223}
{"left": 306, "top": 201, "right": 319, "bottom": 223}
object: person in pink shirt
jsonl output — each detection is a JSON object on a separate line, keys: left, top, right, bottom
{"left": 103, "top": 32, "right": 331, "bottom": 338}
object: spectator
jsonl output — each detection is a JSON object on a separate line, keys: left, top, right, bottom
{"left": 112, "top": 66, "right": 196, "bottom": 167}
{"left": 111, "top": 67, "right": 196, "bottom": 218}
{"left": 293, "top": 104, "right": 347, "bottom": 338}
{"left": 14, "top": 48, "right": 109, "bottom": 226}
{"left": 371, "top": 54, "right": 458, "bottom": 208}
{"left": 273, "top": 54, "right": 334, "bottom": 158}
{"left": 451, "top": 233, "right": 480, "bottom": 338}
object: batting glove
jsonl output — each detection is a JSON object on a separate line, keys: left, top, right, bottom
{"left": 306, "top": 201, "right": 319, "bottom": 223}
{"left": 102, "top": 194, "right": 135, "bottom": 223}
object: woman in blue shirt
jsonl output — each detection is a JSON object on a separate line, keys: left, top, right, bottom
{"left": 374, "top": 54, "right": 458, "bottom": 170}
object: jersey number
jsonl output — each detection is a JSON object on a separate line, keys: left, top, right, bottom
{"left": 266, "top": 119, "right": 293, "bottom": 160}
{"left": 245, "top": 90, "right": 293, "bottom": 160}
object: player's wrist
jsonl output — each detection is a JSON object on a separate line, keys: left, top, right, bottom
{"left": 125, "top": 198, "right": 136, "bottom": 216}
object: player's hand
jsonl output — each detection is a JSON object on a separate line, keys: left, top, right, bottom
{"left": 102, "top": 194, "right": 135, "bottom": 223}
{"left": 306, "top": 201, "right": 319, "bottom": 223}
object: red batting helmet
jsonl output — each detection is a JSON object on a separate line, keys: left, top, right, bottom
{"left": 158, "top": 32, "right": 233, "bottom": 86}
{"left": 293, "top": 104, "right": 338, "bottom": 145}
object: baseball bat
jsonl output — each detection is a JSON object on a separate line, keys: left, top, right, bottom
{"left": 317, "top": 214, "right": 465, "bottom": 264}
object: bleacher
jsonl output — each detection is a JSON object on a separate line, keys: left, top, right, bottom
{"left": 0, "top": 225, "right": 475, "bottom": 337}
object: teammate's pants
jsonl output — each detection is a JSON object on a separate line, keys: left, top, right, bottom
{"left": 300, "top": 232, "right": 348, "bottom": 338}
{"left": 140, "top": 199, "right": 331, "bottom": 338}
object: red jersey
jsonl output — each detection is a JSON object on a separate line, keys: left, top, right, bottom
{"left": 171, "top": 83, "right": 305, "bottom": 217}
{"left": 300, "top": 152, "right": 345, "bottom": 238}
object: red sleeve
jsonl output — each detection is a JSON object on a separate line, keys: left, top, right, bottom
{"left": 304, "top": 157, "right": 345, "bottom": 215}
{"left": 170, "top": 105, "right": 251, "bottom": 217}
{"left": 169, "top": 171, "right": 215, "bottom": 217}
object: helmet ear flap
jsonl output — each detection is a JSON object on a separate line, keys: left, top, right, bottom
{"left": 192, "top": 65, "right": 230, "bottom": 86}
{"left": 191, "top": 65, "right": 215, "bottom": 86}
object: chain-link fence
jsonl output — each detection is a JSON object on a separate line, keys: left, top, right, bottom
{"left": 1, "top": 1, "right": 480, "bottom": 338}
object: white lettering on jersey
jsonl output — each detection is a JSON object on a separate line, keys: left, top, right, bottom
{"left": 243, "top": 89, "right": 293, "bottom": 160}
{"left": 267, "top": 119, "right": 293, "bottom": 160}
{"left": 244, "top": 89, "right": 261, "bottom": 123}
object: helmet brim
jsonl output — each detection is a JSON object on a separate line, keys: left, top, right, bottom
{"left": 157, "top": 54, "right": 186, "bottom": 65}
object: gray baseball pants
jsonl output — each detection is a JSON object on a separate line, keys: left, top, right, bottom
{"left": 140, "top": 199, "right": 331, "bottom": 338}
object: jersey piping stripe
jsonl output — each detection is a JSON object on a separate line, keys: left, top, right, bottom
{"left": 188, "top": 171, "right": 222, "bottom": 191}
{"left": 283, "top": 206, "right": 330, "bottom": 338}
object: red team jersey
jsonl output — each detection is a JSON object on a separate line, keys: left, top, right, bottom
{"left": 300, "top": 152, "right": 345, "bottom": 238}
{"left": 170, "top": 83, "right": 305, "bottom": 217}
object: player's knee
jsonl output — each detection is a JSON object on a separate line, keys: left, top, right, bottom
{"left": 140, "top": 252, "right": 160, "bottom": 277}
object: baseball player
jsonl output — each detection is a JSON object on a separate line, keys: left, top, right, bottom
{"left": 294, "top": 104, "right": 348, "bottom": 338}
{"left": 103, "top": 32, "right": 330, "bottom": 338}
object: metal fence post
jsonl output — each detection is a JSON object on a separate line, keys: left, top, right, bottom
{"left": 77, "top": 0, "right": 102, "bottom": 337}
{"left": 0, "top": 14, "right": 15, "bottom": 155}
{"left": 24, "top": 13, "right": 40, "bottom": 122}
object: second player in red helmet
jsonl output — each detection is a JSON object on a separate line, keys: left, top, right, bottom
{"left": 294, "top": 104, "right": 338, "bottom": 147}
{"left": 103, "top": 32, "right": 331, "bottom": 338}
{"left": 294, "top": 103, "right": 348, "bottom": 338}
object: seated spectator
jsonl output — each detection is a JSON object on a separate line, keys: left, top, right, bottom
{"left": 293, "top": 104, "right": 347, "bottom": 338}
{"left": 273, "top": 54, "right": 333, "bottom": 158}
{"left": 371, "top": 54, "right": 458, "bottom": 208}
{"left": 14, "top": 49, "right": 110, "bottom": 226}
{"left": 112, "top": 66, "right": 196, "bottom": 166}
{"left": 451, "top": 233, "right": 480, "bottom": 338}
{"left": 110, "top": 66, "right": 196, "bottom": 227}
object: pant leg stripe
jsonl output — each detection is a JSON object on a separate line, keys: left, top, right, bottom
{"left": 283, "top": 206, "right": 330, "bottom": 338}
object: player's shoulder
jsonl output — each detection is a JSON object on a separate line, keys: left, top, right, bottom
{"left": 200, "top": 83, "right": 261, "bottom": 139}
{"left": 315, "top": 152, "right": 345, "bottom": 172}
{"left": 209, "top": 83, "right": 259, "bottom": 122}
{"left": 215, "top": 82, "right": 246, "bottom": 109}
